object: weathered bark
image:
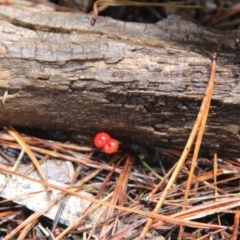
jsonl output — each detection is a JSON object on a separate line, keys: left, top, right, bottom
{"left": 0, "top": 5, "right": 240, "bottom": 157}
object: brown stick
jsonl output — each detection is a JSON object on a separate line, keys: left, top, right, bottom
{"left": 140, "top": 53, "right": 217, "bottom": 238}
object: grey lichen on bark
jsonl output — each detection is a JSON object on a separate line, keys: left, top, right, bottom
{"left": 0, "top": 5, "right": 240, "bottom": 156}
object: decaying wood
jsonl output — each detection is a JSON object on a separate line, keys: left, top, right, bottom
{"left": 0, "top": 5, "right": 240, "bottom": 157}
{"left": 0, "top": 160, "right": 106, "bottom": 228}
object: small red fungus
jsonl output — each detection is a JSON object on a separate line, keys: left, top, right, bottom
{"left": 103, "top": 138, "right": 119, "bottom": 154}
{"left": 94, "top": 132, "right": 110, "bottom": 148}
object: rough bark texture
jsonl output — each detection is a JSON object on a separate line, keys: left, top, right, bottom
{"left": 0, "top": 5, "right": 240, "bottom": 157}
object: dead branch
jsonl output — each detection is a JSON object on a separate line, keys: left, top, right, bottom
{"left": 0, "top": 5, "right": 240, "bottom": 156}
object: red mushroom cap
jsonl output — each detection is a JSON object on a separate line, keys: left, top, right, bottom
{"left": 103, "top": 138, "right": 119, "bottom": 154}
{"left": 94, "top": 132, "right": 111, "bottom": 148}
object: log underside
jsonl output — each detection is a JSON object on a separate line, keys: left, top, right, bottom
{"left": 0, "top": 5, "right": 240, "bottom": 157}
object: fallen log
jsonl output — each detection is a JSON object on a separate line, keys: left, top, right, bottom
{"left": 0, "top": 4, "right": 240, "bottom": 157}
